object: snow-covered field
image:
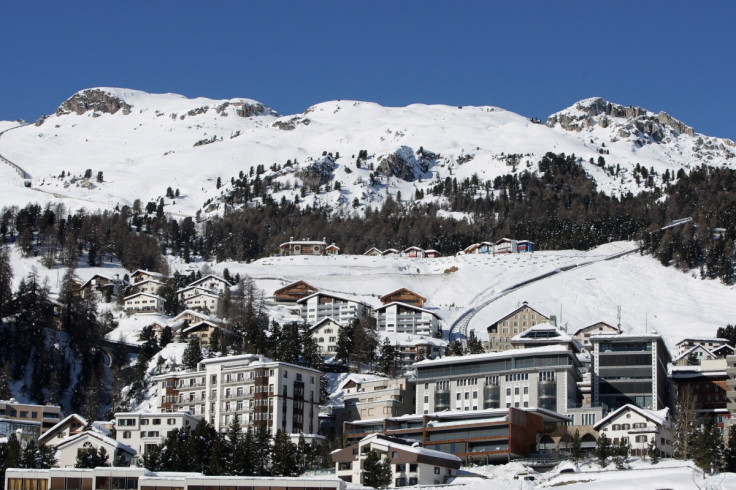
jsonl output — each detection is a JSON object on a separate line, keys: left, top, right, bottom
{"left": 424, "top": 459, "right": 736, "bottom": 490}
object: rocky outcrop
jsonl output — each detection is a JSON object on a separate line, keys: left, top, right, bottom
{"left": 215, "top": 101, "right": 278, "bottom": 118}
{"left": 56, "top": 89, "right": 132, "bottom": 116}
{"left": 297, "top": 156, "right": 335, "bottom": 187}
{"left": 273, "top": 116, "right": 311, "bottom": 130}
{"left": 547, "top": 97, "right": 695, "bottom": 142}
{"left": 376, "top": 146, "right": 430, "bottom": 181}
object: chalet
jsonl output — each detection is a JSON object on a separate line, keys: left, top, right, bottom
{"left": 711, "top": 344, "right": 735, "bottom": 358}
{"left": 273, "top": 280, "right": 319, "bottom": 303}
{"left": 124, "top": 293, "right": 165, "bottom": 314}
{"left": 182, "top": 320, "right": 228, "bottom": 347}
{"left": 326, "top": 243, "right": 340, "bottom": 256}
{"left": 177, "top": 285, "right": 214, "bottom": 301}
{"left": 309, "top": 317, "right": 343, "bottom": 356}
{"left": 675, "top": 337, "right": 730, "bottom": 358}
{"left": 380, "top": 288, "right": 426, "bottom": 307}
{"left": 171, "top": 309, "right": 218, "bottom": 326}
{"left": 424, "top": 249, "right": 440, "bottom": 258}
{"left": 332, "top": 433, "right": 461, "bottom": 486}
{"left": 382, "top": 248, "right": 400, "bottom": 257}
{"left": 130, "top": 278, "right": 164, "bottom": 296}
{"left": 461, "top": 242, "right": 493, "bottom": 255}
{"left": 131, "top": 269, "right": 168, "bottom": 284}
{"left": 187, "top": 274, "right": 233, "bottom": 296}
{"left": 297, "top": 292, "right": 371, "bottom": 326}
{"left": 181, "top": 291, "right": 221, "bottom": 314}
{"left": 375, "top": 302, "right": 440, "bottom": 337}
{"left": 363, "top": 247, "right": 382, "bottom": 256}
{"left": 279, "top": 237, "right": 329, "bottom": 256}
{"left": 486, "top": 301, "right": 550, "bottom": 351}
{"left": 79, "top": 274, "right": 125, "bottom": 299}
{"left": 403, "top": 246, "right": 425, "bottom": 258}
{"left": 594, "top": 404, "right": 673, "bottom": 458}
{"left": 494, "top": 238, "right": 518, "bottom": 254}
{"left": 517, "top": 240, "right": 534, "bottom": 253}
{"left": 573, "top": 322, "right": 621, "bottom": 352}
{"left": 672, "top": 344, "right": 717, "bottom": 366}
{"left": 53, "top": 431, "right": 136, "bottom": 468}
{"left": 38, "top": 414, "right": 88, "bottom": 446}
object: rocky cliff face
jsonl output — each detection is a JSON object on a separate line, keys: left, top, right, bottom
{"left": 56, "top": 89, "right": 133, "bottom": 116}
{"left": 546, "top": 97, "right": 695, "bottom": 142}
{"left": 377, "top": 146, "right": 431, "bottom": 181}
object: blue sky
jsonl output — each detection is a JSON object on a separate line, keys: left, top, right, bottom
{"left": 2, "top": 1, "right": 735, "bottom": 139}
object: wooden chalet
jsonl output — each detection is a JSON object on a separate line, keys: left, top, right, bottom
{"left": 425, "top": 249, "right": 440, "bottom": 258}
{"left": 403, "top": 246, "right": 425, "bottom": 258}
{"left": 279, "top": 237, "right": 329, "bottom": 256}
{"left": 380, "top": 288, "right": 427, "bottom": 307}
{"left": 363, "top": 247, "right": 382, "bottom": 256}
{"left": 273, "top": 280, "right": 319, "bottom": 303}
{"left": 326, "top": 243, "right": 340, "bottom": 255}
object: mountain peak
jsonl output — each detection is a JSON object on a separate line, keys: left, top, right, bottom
{"left": 547, "top": 97, "right": 695, "bottom": 141}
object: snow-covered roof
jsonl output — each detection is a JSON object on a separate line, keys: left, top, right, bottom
{"left": 594, "top": 404, "right": 670, "bottom": 430}
{"left": 375, "top": 301, "right": 440, "bottom": 318}
{"left": 413, "top": 344, "right": 573, "bottom": 368}
{"left": 38, "top": 414, "right": 88, "bottom": 444}
{"left": 309, "top": 317, "right": 342, "bottom": 331}
{"left": 361, "top": 433, "right": 461, "bottom": 462}
{"left": 55, "top": 430, "right": 136, "bottom": 455}
{"left": 511, "top": 322, "right": 571, "bottom": 342}
{"left": 675, "top": 337, "right": 728, "bottom": 345}
{"left": 188, "top": 274, "right": 233, "bottom": 288}
{"left": 171, "top": 309, "right": 218, "bottom": 323}
{"left": 381, "top": 332, "right": 447, "bottom": 347}
{"left": 337, "top": 373, "right": 391, "bottom": 391}
{"left": 132, "top": 270, "right": 167, "bottom": 279}
{"left": 296, "top": 291, "right": 367, "bottom": 305}
{"left": 123, "top": 292, "right": 165, "bottom": 301}
{"left": 279, "top": 239, "right": 327, "bottom": 247}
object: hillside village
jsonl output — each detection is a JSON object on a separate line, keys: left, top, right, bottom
{"left": 1, "top": 236, "right": 735, "bottom": 489}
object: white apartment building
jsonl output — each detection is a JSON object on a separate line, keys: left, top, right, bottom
{"left": 375, "top": 302, "right": 440, "bottom": 337}
{"left": 309, "top": 317, "right": 342, "bottom": 356}
{"left": 153, "top": 354, "right": 321, "bottom": 439}
{"left": 114, "top": 411, "right": 201, "bottom": 458}
{"left": 298, "top": 292, "right": 371, "bottom": 326}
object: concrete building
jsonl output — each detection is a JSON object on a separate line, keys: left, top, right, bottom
{"left": 375, "top": 302, "right": 440, "bottom": 337}
{"left": 0, "top": 399, "right": 61, "bottom": 435}
{"left": 343, "top": 407, "right": 570, "bottom": 464}
{"left": 153, "top": 354, "right": 321, "bottom": 440}
{"left": 591, "top": 332, "right": 672, "bottom": 411}
{"left": 486, "top": 302, "right": 551, "bottom": 351}
{"left": 298, "top": 292, "right": 371, "bottom": 327}
{"left": 114, "top": 411, "right": 201, "bottom": 459}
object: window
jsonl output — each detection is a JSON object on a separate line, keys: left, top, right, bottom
{"left": 409, "top": 464, "right": 417, "bottom": 472}
{"left": 122, "top": 431, "right": 131, "bottom": 439}
{"left": 434, "top": 467, "right": 440, "bottom": 474}
{"left": 396, "top": 463, "right": 405, "bottom": 471}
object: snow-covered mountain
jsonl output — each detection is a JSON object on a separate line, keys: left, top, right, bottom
{"left": 0, "top": 88, "right": 734, "bottom": 217}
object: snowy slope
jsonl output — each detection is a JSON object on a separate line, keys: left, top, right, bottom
{"left": 0, "top": 88, "right": 733, "bottom": 217}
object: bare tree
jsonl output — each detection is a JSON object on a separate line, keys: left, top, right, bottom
{"left": 673, "top": 384, "right": 699, "bottom": 460}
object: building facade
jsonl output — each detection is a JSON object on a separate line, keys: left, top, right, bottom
{"left": 0, "top": 400, "right": 61, "bottom": 435}
{"left": 591, "top": 333, "right": 672, "bottom": 411}
{"left": 153, "top": 354, "right": 321, "bottom": 439}
{"left": 375, "top": 302, "right": 440, "bottom": 337}
{"left": 486, "top": 302, "right": 550, "bottom": 351}
{"left": 114, "top": 411, "right": 201, "bottom": 458}
{"left": 298, "top": 292, "right": 371, "bottom": 326}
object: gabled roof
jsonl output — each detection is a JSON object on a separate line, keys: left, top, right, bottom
{"left": 594, "top": 404, "right": 670, "bottom": 431}
{"left": 80, "top": 274, "right": 124, "bottom": 290}
{"left": 132, "top": 278, "right": 164, "bottom": 287}
{"left": 573, "top": 321, "right": 620, "bottom": 337}
{"left": 404, "top": 246, "right": 424, "bottom": 252}
{"left": 326, "top": 244, "right": 340, "bottom": 250}
{"left": 177, "top": 285, "right": 213, "bottom": 294}
{"left": 38, "top": 414, "right": 88, "bottom": 445}
{"left": 188, "top": 274, "right": 233, "bottom": 289}
{"left": 495, "top": 237, "right": 516, "bottom": 244}
{"left": 55, "top": 430, "right": 136, "bottom": 455}
{"left": 672, "top": 344, "right": 716, "bottom": 364}
{"left": 279, "top": 239, "right": 327, "bottom": 247}
{"left": 375, "top": 301, "right": 440, "bottom": 318}
{"left": 131, "top": 269, "right": 168, "bottom": 279}
{"left": 181, "top": 291, "right": 220, "bottom": 301}
{"left": 489, "top": 301, "right": 547, "bottom": 326}
{"left": 171, "top": 309, "right": 217, "bottom": 324}
{"left": 711, "top": 344, "right": 735, "bottom": 356}
{"left": 364, "top": 247, "right": 383, "bottom": 255}
{"left": 123, "top": 292, "right": 165, "bottom": 302}
{"left": 381, "top": 248, "right": 400, "bottom": 255}
{"left": 308, "top": 317, "right": 342, "bottom": 332}
{"left": 380, "top": 288, "right": 426, "bottom": 305}
{"left": 296, "top": 291, "right": 367, "bottom": 306}
{"left": 273, "top": 280, "right": 318, "bottom": 296}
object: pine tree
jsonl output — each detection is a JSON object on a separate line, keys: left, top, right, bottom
{"left": 362, "top": 449, "right": 392, "bottom": 488}
{"left": 271, "top": 429, "right": 298, "bottom": 476}
{"left": 693, "top": 419, "right": 724, "bottom": 474}
{"left": 648, "top": 439, "right": 661, "bottom": 464}
{"left": 0, "top": 247, "right": 12, "bottom": 321}
{"left": 612, "top": 438, "right": 629, "bottom": 470}
{"left": 466, "top": 330, "right": 485, "bottom": 354}
{"left": 569, "top": 429, "right": 582, "bottom": 463}
{"left": 378, "top": 338, "right": 398, "bottom": 377}
{"left": 182, "top": 337, "right": 203, "bottom": 369}
{"left": 594, "top": 433, "right": 611, "bottom": 467}
{"left": 724, "top": 425, "right": 736, "bottom": 472}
